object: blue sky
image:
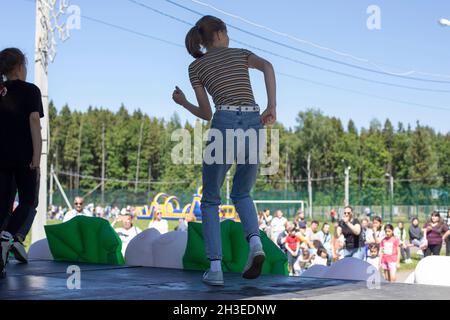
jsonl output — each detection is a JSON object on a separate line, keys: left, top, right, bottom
{"left": 1, "top": 0, "right": 450, "bottom": 133}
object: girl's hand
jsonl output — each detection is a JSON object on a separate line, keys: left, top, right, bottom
{"left": 396, "top": 262, "right": 400, "bottom": 269}
{"left": 30, "top": 154, "right": 40, "bottom": 170}
{"left": 261, "top": 106, "right": 276, "bottom": 125}
{"left": 172, "top": 86, "right": 187, "bottom": 106}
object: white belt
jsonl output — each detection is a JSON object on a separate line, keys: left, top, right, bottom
{"left": 216, "top": 105, "right": 260, "bottom": 112}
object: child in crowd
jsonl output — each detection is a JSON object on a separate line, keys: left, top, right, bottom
{"left": 380, "top": 224, "right": 400, "bottom": 282}
{"left": 285, "top": 226, "right": 300, "bottom": 276}
{"left": 331, "top": 225, "right": 345, "bottom": 261}
{"left": 297, "top": 249, "right": 312, "bottom": 273}
{"left": 394, "top": 221, "right": 412, "bottom": 264}
{"left": 311, "top": 247, "right": 329, "bottom": 266}
{"left": 365, "top": 243, "right": 380, "bottom": 271}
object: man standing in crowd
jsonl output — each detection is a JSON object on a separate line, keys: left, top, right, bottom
{"left": 63, "top": 196, "right": 93, "bottom": 222}
{"left": 339, "top": 206, "right": 364, "bottom": 259}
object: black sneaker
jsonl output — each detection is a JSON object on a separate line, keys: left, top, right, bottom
{"left": 0, "top": 231, "right": 13, "bottom": 278}
{"left": 10, "top": 240, "right": 28, "bottom": 264}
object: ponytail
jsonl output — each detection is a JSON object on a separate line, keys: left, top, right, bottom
{"left": 184, "top": 15, "right": 227, "bottom": 59}
{"left": 0, "top": 48, "right": 26, "bottom": 97}
{"left": 0, "top": 74, "right": 6, "bottom": 97}
{"left": 185, "top": 26, "right": 204, "bottom": 59}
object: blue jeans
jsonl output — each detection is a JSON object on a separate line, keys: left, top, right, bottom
{"left": 201, "top": 109, "right": 263, "bottom": 260}
{"left": 342, "top": 247, "right": 365, "bottom": 260}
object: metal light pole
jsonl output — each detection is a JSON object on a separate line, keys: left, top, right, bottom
{"left": 32, "top": 0, "right": 70, "bottom": 243}
{"left": 32, "top": 0, "right": 50, "bottom": 243}
{"left": 385, "top": 173, "right": 394, "bottom": 221}
{"left": 344, "top": 166, "right": 351, "bottom": 207}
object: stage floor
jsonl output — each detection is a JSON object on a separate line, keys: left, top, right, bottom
{"left": 1, "top": 260, "right": 449, "bottom": 300}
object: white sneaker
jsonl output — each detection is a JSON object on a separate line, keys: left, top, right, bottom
{"left": 417, "top": 249, "right": 423, "bottom": 256}
{"left": 405, "top": 259, "right": 413, "bottom": 264}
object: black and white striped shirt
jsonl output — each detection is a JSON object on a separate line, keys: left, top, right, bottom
{"left": 188, "top": 47, "right": 256, "bottom": 106}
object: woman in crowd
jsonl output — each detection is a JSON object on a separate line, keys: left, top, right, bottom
{"left": 423, "top": 211, "right": 450, "bottom": 257}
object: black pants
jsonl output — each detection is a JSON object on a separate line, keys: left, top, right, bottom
{"left": 424, "top": 244, "right": 442, "bottom": 257}
{"left": 0, "top": 167, "right": 39, "bottom": 237}
{"left": 446, "top": 237, "right": 450, "bottom": 256}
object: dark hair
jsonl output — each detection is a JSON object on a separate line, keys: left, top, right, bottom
{"left": 185, "top": 15, "right": 227, "bottom": 59}
{"left": 312, "top": 240, "right": 322, "bottom": 249}
{"left": 384, "top": 224, "right": 394, "bottom": 232}
{"left": 317, "top": 247, "right": 328, "bottom": 258}
{"left": 372, "top": 215, "right": 382, "bottom": 231}
{"left": 311, "top": 220, "right": 319, "bottom": 226}
{"left": 0, "top": 48, "right": 26, "bottom": 94}
{"left": 431, "top": 211, "right": 442, "bottom": 225}
{"left": 322, "top": 222, "right": 329, "bottom": 230}
{"left": 411, "top": 216, "right": 419, "bottom": 223}
{"left": 368, "top": 243, "right": 379, "bottom": 253}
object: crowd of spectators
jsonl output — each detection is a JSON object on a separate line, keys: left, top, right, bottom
{"left": 49, "top": 197, "right": 450, "bottom": 282}
{"left": 258, "top": 207, "right": 450, "bottom": 282}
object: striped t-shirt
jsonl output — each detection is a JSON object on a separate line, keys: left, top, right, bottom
{"left": 188, "top": 47, "right": 257, "bottom": 106}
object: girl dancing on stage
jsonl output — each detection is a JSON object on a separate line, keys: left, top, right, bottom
{"left": 172, "top": 15, "right": 276, "bottom": 286}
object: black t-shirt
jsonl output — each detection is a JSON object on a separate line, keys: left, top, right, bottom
{"left": 339, "top": 218, "right": 363, "bottom": 249}
{"left": 0, "top": 80, "right": 44, "bottom": 169}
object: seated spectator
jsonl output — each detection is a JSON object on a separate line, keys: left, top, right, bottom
{"left": 394, "top": 221, "right": 412, "bottom": 264}
{"left": 365, "top": 243, "right": 380, "bottom": 271}
{"left": 176, "top": 212, "right": 196, "bottom": 232}
{"left": 277, "top": 221, "right": 295, "bottom": 253}
{"left": 295, "top": 222, "right": 313, "bottom": 251}
{"left": 148, "top": 206, "right": 169, "bottom": 234}
{"left": 295, "top": 248, "right": 312, "bottom": 274}
{"left": 261, "top": 208, "right": 273, "bottom": 238}
{"left": 270, "top": 209, "right": 287, "bottom": 243}
{"left": 112, "top": 210, "right": 142, "bottom": 256}
{"left": 311, "top": 239, "right": 323, "bottom": 256}
{"left": 365, "top": 216, "right": 385, "bottom": 245}
{"left": 63, "top": 197, "right": 93, "bottom": 222}
{"left": 311, "top": 247, "right": 328, "bottom": 266}
{"left": 331, "top": 225, "right": 345, "bottom": 262}
{"left": 258, "top": 211, "right": 268, "bottom": 232}
{"left": 409, "top": 217, "right": 425, "bottom": 256}
{"left": 305, "top": 220, "right": 321, "bottom": 242}
{"left": 294, "top": 210, "right": 307, "bottom": 229}
{"left": 317, "top": 222, "right": 332, "bottom": 257}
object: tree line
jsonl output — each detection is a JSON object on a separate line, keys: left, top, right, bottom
{"left": 48, "top": 102, "right": 450, "bottom": 207}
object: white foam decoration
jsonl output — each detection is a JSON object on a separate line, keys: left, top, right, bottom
{"left": 151, "top": 231, "right": 188, "bottom": 269}
{"left": 404, "top": 271, "right": 415, "bottom": 284}
{"left": 299, "top": 257, "right": 387, "bottom": 283}
{"left": 28, "top": 238, "right": 53, "bottom": 260}
{"left": 124, "top": 228, "right": 161, "bottom": 267}
{"left": 299, "top": 265, "right": 328, "bottom": 278}
{"left": 413, "top": 256, "right": 450, "bottom": 286}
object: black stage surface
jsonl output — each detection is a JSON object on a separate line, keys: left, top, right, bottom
{"left": 1, "top": 259, "right": 450, "bottom": 300}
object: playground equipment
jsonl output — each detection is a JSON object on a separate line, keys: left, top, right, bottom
{"left": 136, "top": 187, "right": 240, "bottom": 221}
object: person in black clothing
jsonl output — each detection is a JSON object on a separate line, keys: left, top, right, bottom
{"left": 338, "top": 205, "right": 365, "bottom": 259}
{"left": 0, "top": 48, "right": 43, "bottom": 278}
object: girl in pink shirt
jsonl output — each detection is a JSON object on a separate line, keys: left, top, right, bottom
{"left": 380, "top": 224, "right": 401, "bottom": 282}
